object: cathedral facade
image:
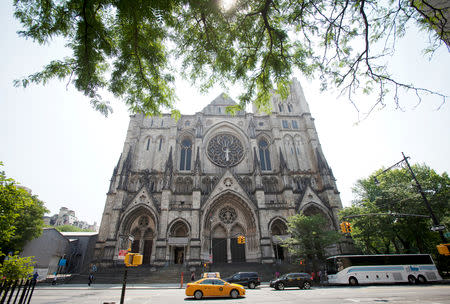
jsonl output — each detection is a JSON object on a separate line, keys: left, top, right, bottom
{"left": 95, "top": 78, "right": 344, "bottom": 266}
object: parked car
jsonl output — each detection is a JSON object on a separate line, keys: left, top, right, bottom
{"left": 185, "top": 278, "right": 245, "bottom": 299}
{"left": 223, "top": 272, "right": 261, "bottom": 289}
{"left": 270, "top": 273, "right": 313, "bottom": 290}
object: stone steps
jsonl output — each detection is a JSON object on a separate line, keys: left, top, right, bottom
{"left": 66, "top": 263, "right": 305, "bottom": 284}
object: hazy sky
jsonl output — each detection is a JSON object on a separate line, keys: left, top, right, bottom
{"left": 1, "top": 2, "right": 449, "bottom": 226}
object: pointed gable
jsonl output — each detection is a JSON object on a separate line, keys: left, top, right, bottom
{"left": 204, "top": 170, "right": 256, "bottom": 209}
{"left": 201, "top": 93, "right": 244, "bottom": 115}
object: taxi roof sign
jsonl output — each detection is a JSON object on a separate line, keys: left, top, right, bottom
{"left": 202, "top": 272, "right": 220, "bottom": 278}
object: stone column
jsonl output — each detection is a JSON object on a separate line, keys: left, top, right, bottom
{"left": 227, "top": 238, "right": 232, "bottom": 263}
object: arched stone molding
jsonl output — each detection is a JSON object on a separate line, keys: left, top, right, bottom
{"left": 299, "top": 202, "right": 334, "bottom": 229}
{"left": 116, "top": 203, "right": 159, "bottom": 264}
{"left": 167, "top": 218, "right": 191, "bottom": 238}
{"left": 255, "top": 132, "right": 274, "bottom": 145}
{"left": 203, "top": 121, "right": 248, "bottom": 144}
{"left": 268, "top": 217, "right": 288, "bottom": 235}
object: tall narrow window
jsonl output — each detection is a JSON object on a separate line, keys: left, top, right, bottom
{"left": 292, "top": 120, "right": 298, "bottom": 129}
{"left": 180, "top": 139, "right": 192, "bottom": 170}
{"left": 287, "top": 104, "right": 293, "bottom": 112}
{"left": 159, "top": 138, "right": 163, "bottom": 151}
{"left": 278, "top": 104, "right": 283, "bottom": 112}
{"left": 258, "top": 139, "right": 272, "bottom": 171}
{"left": 146, "top": 138, "right": 151, "bottom": 150}
{"left": 282, "top": 120, "right": 289, "bottom": 128}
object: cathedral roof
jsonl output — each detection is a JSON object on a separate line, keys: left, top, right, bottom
{"left": 201, "top": 93, "right": 242, "bottom": 114}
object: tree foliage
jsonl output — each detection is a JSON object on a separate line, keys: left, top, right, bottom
{"left": 283, "top": 213, "right": 341, "bottom": 270}
{"left": 0, "top": 162, "right": 48, "bottom": 254}
{"left": 0, "top": 253, "right": 35, "bottom": 281}
{"left": 12, "top": 0, "right": 449, "bottom": 117}
{"left": 340, "top": 163, "right": 449, "bottom": 255}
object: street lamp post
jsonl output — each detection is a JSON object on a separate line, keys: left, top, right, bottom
{"left": 374, "top": 152, "right": 447, "bottom": 243}
{"left": 210, "top": 218, "right": 213, "bottom": 271}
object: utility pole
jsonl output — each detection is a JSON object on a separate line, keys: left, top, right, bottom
{"left": 401, "top": 152, "right": 447, "bottom": 243}
{"left": 374, "top": 153, "right": 447, "bottom": 243}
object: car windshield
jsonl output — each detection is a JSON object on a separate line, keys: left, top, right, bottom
{"left": 279, "top": 274, "right": 287, "bottom": 279}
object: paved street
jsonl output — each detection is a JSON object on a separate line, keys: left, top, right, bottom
{"left": 30, "top": 284, "right": 450, "bottom": 304}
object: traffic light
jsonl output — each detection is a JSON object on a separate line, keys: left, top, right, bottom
{"left": 340, "top": 222, "right": 347, "bottom": 233}
{"left": 340, "top": 222, "right": 351, "bottom": 234}
{"left": 124, "top": 253, "right": 143, "bottom": 267}
{"left": 237, "top": 235, "right": 246, "bottom": 244}
{"left": 436, "top": 244, "right": 450, "bottom": 256}
{"left": 299, "top": 259, "right": 304, "bottom": 265}
{"left": 346, "top": 222, "right": 352, "bottom": 233}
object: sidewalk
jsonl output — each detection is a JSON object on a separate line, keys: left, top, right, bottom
{"left": 36, "top": 279, "right": 450, "bottom": 290}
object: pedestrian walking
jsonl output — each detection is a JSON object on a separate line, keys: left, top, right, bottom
{"left": 275, "top": 271, "right": 280, "bottom": 278}
{"left": 88, "top": 273, "right": 94, "bottom": 286}
{"left": 191, "top": 271, "right": 195, "bottom": 281}
{"left": 32, "top": 271, "right": 39, "bottom": 282}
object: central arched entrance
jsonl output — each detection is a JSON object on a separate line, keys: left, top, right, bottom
{"left": 120, "top": 207, "right": 157, "bottom": 265}
{"left": 202, "top": 192, "right": 259, "bottom": 263}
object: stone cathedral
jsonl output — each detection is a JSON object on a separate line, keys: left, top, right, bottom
{"left": 95, "top": 78, "right": 344, "bottom": 267}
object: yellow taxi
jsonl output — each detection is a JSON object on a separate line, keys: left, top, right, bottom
{"left": 185, "top": 277, "right": 246, "bottom": 299}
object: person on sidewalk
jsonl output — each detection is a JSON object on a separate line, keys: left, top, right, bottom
{"left": 191, "top": 271, "right": 195, "bottom": 282}
{"left": 88, "top": 273, "right": 94, "bottom": 286}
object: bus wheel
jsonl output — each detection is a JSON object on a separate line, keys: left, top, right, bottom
{"left": 408, "top": 275, "right": 417, "bottom": 284}
{"left": 349, "top": 277, "right": 358, "bottom": 286}
{"left": 417, "top": 275, "right": 427, "bottom": 284}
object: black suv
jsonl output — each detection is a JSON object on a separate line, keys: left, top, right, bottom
{"left": 270, "top": 273, "right": 312, "bottom": 290}
{"left": 224, "top": 272, "right": 261, "bottom": 289}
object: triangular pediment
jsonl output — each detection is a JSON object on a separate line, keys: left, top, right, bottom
{"left": 125, "top": 185, "right": 160, "bottom": 213}
{"left": 298, "top": 186, "right": 323, "bottom": 211}
{"left": 201, "top": 93, "right": 239, "bottom": 114}
{"left": 209, "top": 93, "right": 237, "bottom": 106}
{"left": 205, "top": 170, "right": 255, "bottom": 209}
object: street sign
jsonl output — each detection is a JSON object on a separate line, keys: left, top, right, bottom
{"left": 128, "top": 235, "right": 135, "bottom": 242}
{"left": 208, "top": 254, "right": 213, "bottom": 263}
{"left": 118, "top": 250, "right": 128, "bottom": 260}
{"left": 430, "top": 225, "right": 446, "bottom": 232}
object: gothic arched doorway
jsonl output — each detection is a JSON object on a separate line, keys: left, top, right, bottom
{"left": 270, "top": 218, "right": 288, "bottom": 262}
{"left": 169, "top": 220, "right": 190, "bottom": 264}
{"left": 202, "top": 192, "right": 259, "bottom": 263}
{"left": 127, "top": 214, "right": 156, "bottom": 265}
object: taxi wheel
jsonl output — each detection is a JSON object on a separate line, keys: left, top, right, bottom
{"left": 230, "top": 289, "right": 239, "bottom": 299}
{"left": 277, "top": 282, "right": 285, "bottom": 290}
{"left": 302, "top": 281, "right": 311, "bottom": 290}
{"left": 248, "top": 282, "right": 256, "bottom": 289}
{"left": 194, "top": 290, "right": 203, "bottom": 300}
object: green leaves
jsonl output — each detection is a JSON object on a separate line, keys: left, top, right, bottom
{"left": 283, "top": 213, "right": 341, "bottom": 265}
{"left": 341, "top": 163, "right": 449, "bottom": 255}
{"left": 0, "top": 162, "right": 48, "bottom": 254}
{"left": 12, "top": 0, "right": 448, "bottom": 116}
{"left": 0, "top": 253, "right": 35, "bottom": 281}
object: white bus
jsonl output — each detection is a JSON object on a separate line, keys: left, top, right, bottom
{"left": 326, "top": 254, "right": 442, "bottom": 286}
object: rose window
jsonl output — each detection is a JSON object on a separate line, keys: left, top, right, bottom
{"left": 219, "top": 206, "right": 237, "bottom": 224}
{"left": 207, "top": 134, "right": 244, "bottom": 167}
